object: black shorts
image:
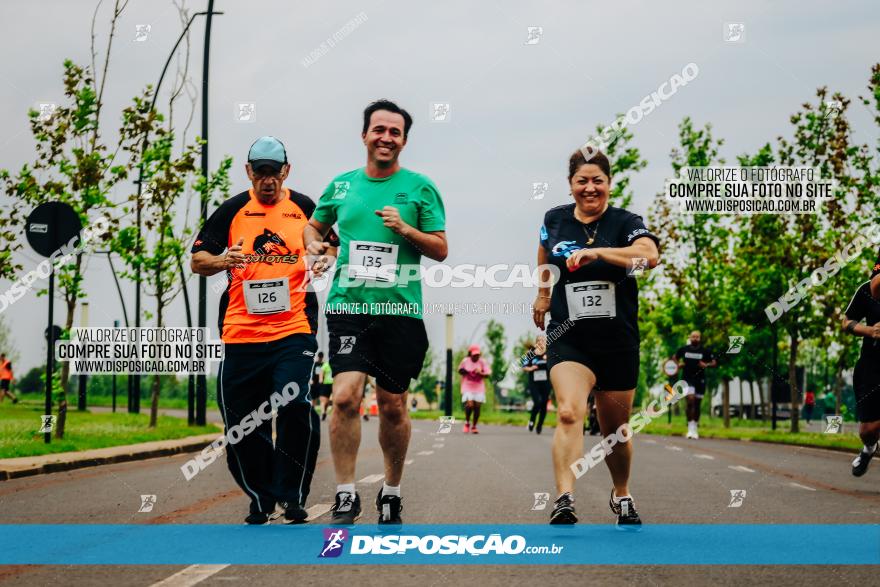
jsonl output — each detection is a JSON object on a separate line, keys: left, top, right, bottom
{"left": 317, "top": 383, "right": 332, "bottom": 398}
{"left": 327, "top": 313, "right": 428, "bottom": 394}
{"left": 0, "top": 380, "right": 9, "bottom": 391}
{"left": 853, "top": 359, "right": 880, "bottom": 422}
{"left": 546, "top": 335, "right": 639, "bottom": 391}
{"left": 684, "top": 379, "right": 707, "bottom": 398}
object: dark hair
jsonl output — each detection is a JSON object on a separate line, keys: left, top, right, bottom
{"left": 568, "top": 149, "right": 612, "bottom": 181}
{"left": 362, "top": 99, "right": 413, "bottom": 139}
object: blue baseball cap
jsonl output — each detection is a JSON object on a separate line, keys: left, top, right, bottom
{"left": 247, "top": 136, "right": 287, "bottom": 172}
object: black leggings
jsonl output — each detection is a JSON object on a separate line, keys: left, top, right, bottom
{"left": 529, "top": 384, "right": 551, "bottom": 429}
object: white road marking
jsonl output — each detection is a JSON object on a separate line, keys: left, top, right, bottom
{"left": 432, "top": 444, "right": 444, "bottom": 448}
{"left": 358, "top": 474, "right": 385, "bottom": 484}
{"left": 306, "top": 503, "right": 333, "bottom": 519}
{"left": 728, "top": 465, "right": 756, "bottom": 473}
{"left": 404, "top": 459, "right": 414, "bottom": 465}
{"left": 643, "top": 439, "right": 658, "bottom": 444}
{"left": 788, "top": 482, "right": 817, "bottom": 491}
{"left": 694, "top": 454, "right": 715, "bottom": 460}
{"left": 666, "top": 446, "right": 683, "bottom": 451}
{"left": 150, "top": 565, "right": 229, "bottom": 587}
{"left": 416, "top": 450, "right": 434, "bottom": 456}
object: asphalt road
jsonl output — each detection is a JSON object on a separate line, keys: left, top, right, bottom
{"left": 1, "top": 417, "right": 879, "bottom": 586}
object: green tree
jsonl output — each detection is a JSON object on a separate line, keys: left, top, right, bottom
{"left": 414, "top": 348, "right": 440, "bottom": 409}
{"left": 113, "top": 98, "right": 231, "bottom": 427}
{"left": 483, "top": 319, "right": 507, "bottom": 412}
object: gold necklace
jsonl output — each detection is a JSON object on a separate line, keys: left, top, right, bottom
{"left": 582, "top": 221, "right": 600, "bottom": 246}
{"left": 574, "top": 205, "right": 605, "bottom": 246}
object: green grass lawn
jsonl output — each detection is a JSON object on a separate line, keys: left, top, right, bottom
{"left": 84, "top": 396, "right": 192, "bottom": 410}
{"left": 16, "top": 393, "right": 198, "bottom": 411}
{"left": 409, "top": 409, "right": 860, "bottom": 451}
{"left": 0, "top": 402, "right": 219, "bottom": 459}
{"left": 641, "top": 418, "right": 862, "bottom": 452}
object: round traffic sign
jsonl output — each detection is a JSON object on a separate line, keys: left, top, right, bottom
{"left": 44, "top": 325, "right": 63, "bottom": 341}
{"left": 26, "top": 202, "right": 82, "bottom": 258}
{"left": 663, "top": 358, "right": 679, "bottom": 377}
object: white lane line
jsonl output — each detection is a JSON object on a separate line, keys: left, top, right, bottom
{"left": 432, "top": 444, "right": 444, "bottom": 449}
{"left": 358, "top": 474, "right": 385, "bottom": 484}
{"left": 150, "top": 565, "right": 230, "bottom": 587}
{"left": 416, "top": 450, "right": 434, "bottom": 456}
{"left": 788, "top": 482, "right": 817, "bottom": 491}
{"left": 694, "top": 454, "right": 715, "bottom": 460}
{"left": 643, "top": 439, "right": 658, "bottom": 444}
{"left": 728, "top": 465, "right": 756, "bottom": 473}
{"left": 665, "top": 446, "right": 683, "bottom": 452}
{"left": 306, "top": 502, "right": 333, "bottom": 519}
{"left": 404, "top": 459, "right": 414, "bottom": 465}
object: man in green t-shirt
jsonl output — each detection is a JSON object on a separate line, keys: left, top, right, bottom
{"left": 303, "top": 99, "right": 447, "bottom": 525}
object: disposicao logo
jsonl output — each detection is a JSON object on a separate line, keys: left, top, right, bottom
{"left": 319, "top": 528, "right": 348, "bottom": 558}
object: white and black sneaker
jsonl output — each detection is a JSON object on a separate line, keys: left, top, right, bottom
{"left": 376, "top": 488, "right": 403, "bottom": 524}
{"left": 549, "top": 492, "right": 578, "bottom": 524}
{"left": 852, "top": 444, "right": 878, "bottom": 477}
{"left": 610, "top": 490, "right": 642, "bottom": 530}
{"left": 330, "top": 491, "right": 361, "bottom": 525}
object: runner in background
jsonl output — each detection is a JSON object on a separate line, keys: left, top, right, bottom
{"left": 0, "top": 354, "right": 17, "bottom": 404}
{"left": 674, "top": 331, "right": 716, "bottom": 439}
{"left": 804, "top": 389, "right": 816, "bottom": 424}
{"left": 459, "top": 344, "right": 491, "bottom": 434}
{"left": 362, "top": 376, "right": 374, "bottom": 422}
{"left": 843, "top": 271, "right": 880, "bottom": 476}
{"left": 319, "top": 354, "right": 334, "bottom": 422}
{"left": 523, "top": 336, "right": 551, "bottom": 434}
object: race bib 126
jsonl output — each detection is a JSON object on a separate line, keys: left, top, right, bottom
{"left": 243, "top": 277, "right": 291, "bottom": 315}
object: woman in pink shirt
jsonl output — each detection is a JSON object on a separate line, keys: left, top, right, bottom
{"left": 459, "top": 344, "right": 491, "bottom": 434}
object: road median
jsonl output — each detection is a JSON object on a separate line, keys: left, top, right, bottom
{"left": 0, "top": 432, "right": 221, "bottom": 481}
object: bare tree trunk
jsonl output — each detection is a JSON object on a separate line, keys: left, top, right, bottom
{"left": 55, "top": 255, "right": 83, "bottom": 439}
{"left": 832, "top": 363, "right": 845, "bottom": 417}
{"left": 149, "top": 278, "right": 164, "bottom": 428}
{"left": 723, "top": 379, "right": 730, "bottom": 429}
{"left": 788, "top": 333, "right": 800, "bottom": 434}
{"left": 758, "top": 378, "right": 770, "bottom": 422}
{"left": 738, "top": 379, "right": 744, "bottom": 420}
{"left": 749, "top": 380, "right": 756, "bottom": 419}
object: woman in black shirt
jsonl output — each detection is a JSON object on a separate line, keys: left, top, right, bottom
{"left": 533, "top": 149, "right": 659, "bottom": 526}
{"left": 523, "top": 335, "right": 552, "bottom": 434}
{"left": 843, "top": 274, "right": 880, "bottom": 477}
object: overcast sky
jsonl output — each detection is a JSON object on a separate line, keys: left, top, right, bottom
{"left": 1, "top": 0, "right": 878, "bottom": 371}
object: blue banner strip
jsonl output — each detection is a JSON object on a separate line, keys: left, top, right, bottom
{"left": 0, "top": 525, "right": 876, "bottom": 565}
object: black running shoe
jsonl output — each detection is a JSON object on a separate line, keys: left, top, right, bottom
{"left": 549, "top": 492, "right": 578, "bottom": 524}
{"left": 244, "top": 511, "right": 272, "bottom": 525}
{"left": 330, "top": 491, "right": 361, "bottom": 525}
{"left": 609, "top": 490, "right": 642, "bottom": 529}
{"left": 280, "top": 502, "right": 309, "bottom": 524}
{"left": 376, "top": 488, "right": 403, "bottom": 524}
{"left": 852, "top": 445, "right": 878, "bottom": 477}
{"left": 321, "top": 411, "right": 327, "bottom": 421}
{"left": 528, "top": 421, "right": 535, "bottom": 432}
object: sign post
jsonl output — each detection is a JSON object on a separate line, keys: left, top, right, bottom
{"left": 27, "top": 202, "right": 82, "bottom": 443}
{"left": 663, "top": 358, "right": 679, "bottom": 424}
